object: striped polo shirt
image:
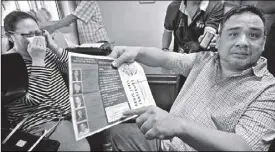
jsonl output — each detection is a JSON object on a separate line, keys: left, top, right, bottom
{"left": 5, "top": 49, "right": 71, "bottom": 131}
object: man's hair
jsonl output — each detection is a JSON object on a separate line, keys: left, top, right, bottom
{"left": 4, "top": 11, "right": 38, "bottom": 33}
{"left": 219, "top": 5, "right": 266, "bottom": 35}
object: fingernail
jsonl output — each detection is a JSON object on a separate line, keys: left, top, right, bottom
{"left": 112, "top": 61, "right": 118, "bottom": 68}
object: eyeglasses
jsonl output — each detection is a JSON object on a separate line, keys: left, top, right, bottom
{"left": 8, "top": 30, "right": 45, "bottom": 38}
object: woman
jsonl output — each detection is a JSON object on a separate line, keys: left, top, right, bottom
{"left": 3, "top": 11, "right": 90, "bottom": 151}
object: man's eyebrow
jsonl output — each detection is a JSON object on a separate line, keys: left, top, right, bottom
{"left": 226, "top": 27, "right": 241, "bottom": 31}
{"left": 249, "top": 27, "right": 263, "bottom": 32}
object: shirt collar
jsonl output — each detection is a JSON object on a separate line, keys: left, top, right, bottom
{"left": 214, "top": 54, "right": 269, "bottom": 78}
{"left": 251, "top": 57, "right": 270, "bottom": 78}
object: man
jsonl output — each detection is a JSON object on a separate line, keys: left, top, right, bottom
{"left": 162, "top": 0, "right": 223, "bottom": 53}
{"left": 78, "top": 122, "right": 90, "bottom": 137}
{"left": 73, "top": 70, "right": 81, "bottom": 81}
{"left": 76, "top": 109, "right": 86, "bottom": 122}
{"left": 42, "top": 1, "right": 109, "bottom": 44}
{"left": 73, "top": 82, "right": 83, "bottom": 94}
{"left": 74, "top": 95, "right": 84, "bottom": 108}
{"left": 110, "top": 6, "right": 275, "bottom": 151}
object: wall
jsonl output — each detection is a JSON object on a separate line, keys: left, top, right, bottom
{"left": 1, "top": 1, "right": 60, "bottom": 26}
{"left": 98, "top": 1, "right": 172, "bottom": 48}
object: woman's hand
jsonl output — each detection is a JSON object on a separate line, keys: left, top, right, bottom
{"left": 27, "top": 36, "right": 47, "bottom": 67}
{"left": 43, "top": 30, "right": 59, "bottom": 53}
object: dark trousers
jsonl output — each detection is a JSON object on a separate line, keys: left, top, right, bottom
{"left": 110, "top": 123, "right": 162, "bottom": 151}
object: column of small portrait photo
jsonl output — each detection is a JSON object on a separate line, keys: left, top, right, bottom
{"left": 75, "top": 108, "right": 88, "bottom": 122}
{"left": 73, "top": 95, "right": 85, "bottom": 109}
{"left": 73, "top": 82, "right": 83, "bottom": 95}
{"left": 77, "top": 121, "right": 90, "bottom": 137}
{"left": 72, "top": 69, "right": 82, "bottom": 82}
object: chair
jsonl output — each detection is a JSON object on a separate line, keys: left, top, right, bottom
{"left": 1, "top": 53, "right": 28, "bottom": 129}
{"left": 1, "top": 53, "right": 62, "bottom": 151}
{"left": 269, "top": 138, "right": 275, "bottom": 151}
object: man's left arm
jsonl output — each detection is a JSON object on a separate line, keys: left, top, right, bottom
{"left": 176, "top": 92, "right": 274, "bottom": 151}
{"left": 124, "top": 106, "right": 252, "bottom": 151}
{"left": 126, "top": 94, "right": 274, "bottom": 151}
{"left": 175, "top": 89, "right": 275, "bottom": 151}
{"left": 204, "top": 1, "right": 224, "bottom": 35}
{"left": 234, "top": 88, "right": 275, "bottom": 151}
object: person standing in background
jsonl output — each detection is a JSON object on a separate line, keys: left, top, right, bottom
{"left": 162, "top": 0, "right": 223, "bottom": 53}
{"left": 42, "top": 1, "right": 110, "bottom": 44}
{"left": 256, "top": 1, "right": 275, "bottom": 76}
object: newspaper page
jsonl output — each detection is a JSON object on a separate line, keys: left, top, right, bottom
{"left": 68, "top": 52, "right": 156, "bottom": 141}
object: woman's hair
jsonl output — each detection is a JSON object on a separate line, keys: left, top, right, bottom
{"left": 4, "top": 11, "right": 38, "bottom": 49}
{"left": 220, "top": 5, "right": 266, "bottom": 35}
{"left": 4, "top": 11, "right": 38, "bottom": 33}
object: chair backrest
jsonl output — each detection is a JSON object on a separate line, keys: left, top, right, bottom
{"left": 1, "top": 53, "right": 28, "bottom": 105}
{"left": 1, "top": 53, "right": 28, "bottom": 129}
{"left": 269, "top": 138, "right": 275, "bottom": 151}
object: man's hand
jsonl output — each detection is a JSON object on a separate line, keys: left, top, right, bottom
{"left": 43, "top": 30, "right": 59, "bottom": 53}
{"left": 123, "top": 105, "right": 181, "bottom": 140}
{"left": 27, "top": 36, "right": 47, "bottom": 67}
{"left": 109, "top": 46, "right": 140, "bottom": 68}
{"left": 40, "top": 25, "right": 56, "bottom": 34}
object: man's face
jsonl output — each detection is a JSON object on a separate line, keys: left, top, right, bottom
{"left": 77, "top": 110, "right": 83, "bottom": 117}
{"left": 74, "top": 83, "right": 81, "bottom": 92}
{"left": 217, "top": 12, "right": 266, "bottom": 70}
{"left": 80, "top": 123, "right": 87, "bottom": 131}
{"left": 74, "top": 70, "right": 79, "bottom": 78}
{"left": 75, "top": 97, "right": 82, "bottom": 106}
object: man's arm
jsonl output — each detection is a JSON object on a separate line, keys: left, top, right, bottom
{"left": 41, "top": 14, "right": 76, "bottom": 34}
{"left": 162, "top": 1, "right": 180, "bottom": 51}
{"left": 178, "top": 97, "right": 275, "bottom": 151}
{"left": 162, "top": 30, "right": 173, "bottom": 51}
{"left": 125, "top": 86, "right": 275, "bottom": 151}
{"left": 175, "top": 118, "right": 252, "bottom": 151}
{"left": 124, "top": 106, "right": 252, "bottom": 151}
{"left": 204, "top": 1, "right": 224, "bottom": 34}
{"left": 111, "top": 46, "right": 197, "bottom": 76}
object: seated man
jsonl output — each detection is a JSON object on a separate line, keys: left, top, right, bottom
{"left": 110, "top": 6, "right": 275, "bottom": 151}
{"left": 162, "top": 0, "right": 223, "bottom": 53}
{"left": 3, "top": 11, "right": 90, "bottom": 151}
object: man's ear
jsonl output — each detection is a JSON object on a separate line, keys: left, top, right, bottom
{"left": 215, "top": 35, "right": 220, "bottom": 49}
{"left": 262, "top": 36, "right": 266, "bottom": 52}
{"left": 5, "top": 32, "right": 14, "bottom": 43}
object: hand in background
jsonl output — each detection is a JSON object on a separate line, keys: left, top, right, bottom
{"left": 27, "top": 36, "right": 47, "bottom": 67}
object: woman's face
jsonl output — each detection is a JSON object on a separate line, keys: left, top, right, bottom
{"left": 10, "top": 18, "right": 40, "bottom": 54}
